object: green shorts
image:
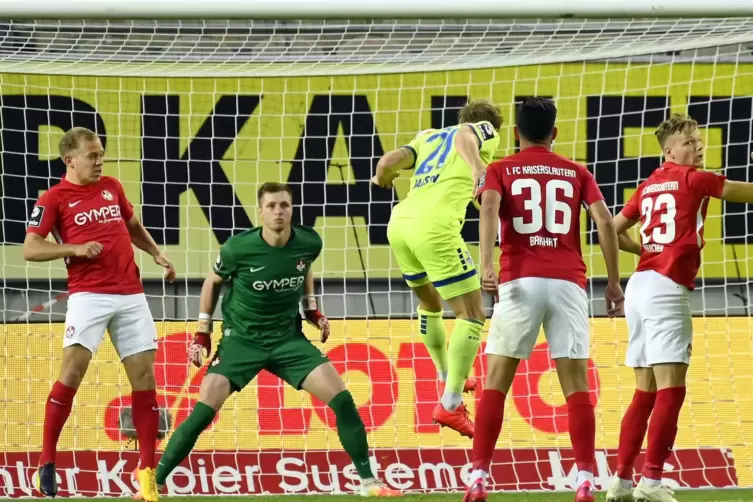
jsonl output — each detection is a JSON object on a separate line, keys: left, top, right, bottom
{"left": 387, "top": 216, "right": 480, "bottom": 300}
{"left": 205, "top": 332, "right": 329, "bottom": 391}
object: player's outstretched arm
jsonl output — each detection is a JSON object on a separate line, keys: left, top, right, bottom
{"left": 479, "top": 189, "right": 501, "bottom": 295}
{"left": 190, "top": 270, "right": 224, "bottom": 367}
{"left": 612, "top": 213, "right": 642, "bottom": 256}
{"left": 125, "top": 215, "right": 176, "bottom": 282}
{"left": 588, "top": 200, "right": 625, "bottom": 317}
{"left": 22, "top": 233, "right": 102, "bottom": 262}
{"left": 301, "top": 269, "right": 330, "bottom": 343}
{"left": 372, "top": 147, "right": 415, "bottom": 188}
{"left": 719, "top": 180, "right": 753, "bottom": 203}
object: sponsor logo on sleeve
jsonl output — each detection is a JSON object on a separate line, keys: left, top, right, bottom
{"left": 479, "top": 122, "right": 495, "bottom": 140}
{"left": 28, "top": 206, "right": 44, "bottom": 228}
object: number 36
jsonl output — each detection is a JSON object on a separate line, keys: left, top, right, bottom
{"left": 511, "top": 178, "right": 574, "bottom": 235}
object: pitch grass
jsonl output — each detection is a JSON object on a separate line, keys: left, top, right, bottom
{"left": 165, "top": 491, "right": 753, "bottom": 502}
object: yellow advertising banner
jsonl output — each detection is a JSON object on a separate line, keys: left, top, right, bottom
{"left": 1, "top": 64, "right": 752, "bottom": 280}
{"left": 2, "top": 318, "right": 753, "bottom": 485}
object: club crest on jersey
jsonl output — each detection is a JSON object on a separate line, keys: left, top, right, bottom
{"left": 101, "top": 190, "right": 113, "bottom": 201}
{"left": 65, "top": 325, "right": 76, "bottom": 338}
{"left": 296, "top": 259, "right": 306, "bottom": 272}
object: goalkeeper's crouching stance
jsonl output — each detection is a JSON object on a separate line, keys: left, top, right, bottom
{"left": 153, "top": 182, "right": 400, "bottom": 497}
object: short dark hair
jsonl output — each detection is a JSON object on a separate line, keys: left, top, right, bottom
{"left": 458, "top": 99, "right": 503, "bottom": 130}
{"left": 516, "top": 97, "right": 557, "bottom": 143}
{"left": 257, "top": 182, "right": 293, "bottom": 204}
{"left": 59, "top": 127, "right": 99, "bottom": 158}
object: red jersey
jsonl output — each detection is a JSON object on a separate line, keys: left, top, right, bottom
{"left": 620, "top": 162, "right": 726, "bottom": 290}
{"left": 26, "top": 175, "right": 143, "bottom": 295}
{"left": 479, "top": 146, "right": 605, "bottom": 289}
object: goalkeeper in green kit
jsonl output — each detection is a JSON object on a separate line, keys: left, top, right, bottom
{"left": 154, "top": 182, "right": 400, "bottom": 497}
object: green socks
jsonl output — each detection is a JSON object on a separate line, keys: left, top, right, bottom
{"left": 418, "top": 307, "right": 449, "bottom": 381}
{"left": 156, "top": 402, "right": 216, "bottom": 485}
{"left": 443, "top": 318, "right": 483, "bottom": 409}
{"left": 328, "top": 390, "right": 374, "bottom": 479}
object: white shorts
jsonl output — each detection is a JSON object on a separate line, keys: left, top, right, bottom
{"left": 64, "top": 293, "right": 158, "bottom": 360}
{"left": 624, "top": 270, "right": 692, "bottom": 368}
{"left": 485, "top": 277, "right": 590, "bottom": 360}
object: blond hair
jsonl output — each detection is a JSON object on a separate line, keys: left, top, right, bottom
{"left": 58, "top": 127, "right": 99, "bottom": 158}
{"left": 458, "top": 99, "right": 503, "bottom": 130}
{"left": 655, "top": 114, "right": 698, "bottom": 149}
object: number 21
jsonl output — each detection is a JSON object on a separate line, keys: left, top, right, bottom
{"left": 415, "top": 129, "right": 458, "bottom": 175}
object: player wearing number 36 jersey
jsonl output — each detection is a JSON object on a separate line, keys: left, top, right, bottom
{"left": 465, "top": 98, "right": 624, "bottom": 502}
{"left": 373, "top": 99, "right": 503, "bottom": 439}
{"left": 607, "top": 114, "right": 753, "bottom": 502}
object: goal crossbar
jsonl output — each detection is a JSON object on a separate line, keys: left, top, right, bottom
{"left": 5, "top": 0, "right": 753, "bottom": 19}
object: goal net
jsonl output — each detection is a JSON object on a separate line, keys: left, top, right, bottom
{"left": 2, "top": 15, "right": 753, "bottom": 497}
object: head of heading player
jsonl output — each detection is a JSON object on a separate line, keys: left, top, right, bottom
{"left": 257, "top": 182, "right": 294, "bottom": 245}
{"left": 655, "top": 113, "right": 705, "bottom": 168}
{"left": 458, "top": 98, "right": 504, "bottom": 130}
{"left": 60, "top": 127, "right": 104, "bottom": 185}
{"left": 514, "top": 97, "right": 558, "bottom": 149}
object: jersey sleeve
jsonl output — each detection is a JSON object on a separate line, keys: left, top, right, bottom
{"left": 688, "top": 170, "right": 727, "bottom": 199}
{"left": 468, "top": 121, "right": 501, "bottom": 161}
{"left": 401, "top": 129, "right": 434, "bottom": 169}
{"left": 580, "top": 168, "right": 605, "bottom": 208}
{"left": 620, "top": 190, "right": 641, "bottom": 221}
{"left": 26, "top": 190, "right": 59, "bottom": 237}
{"left": 213, "top": 243, "right": 236, "bottom": 281}
{"left": 476, "top": 161, "right": 505, "bottom": 200}
{"left": 110, "top": 178, "right": 135, "bottom": 221}
{"left": 309, "top": 230, "right": 323, "bottom": 261}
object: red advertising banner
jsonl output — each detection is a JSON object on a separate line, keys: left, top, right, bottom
{"left": 0, "top": 448, "right": 737, "bottom": 497}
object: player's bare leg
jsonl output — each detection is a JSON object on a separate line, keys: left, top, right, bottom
{"left": 555, "top": 358, "right": 596, "bottom": 502}
{"left": 464, "top": 353, "right": 518, "bottom": 501}
{"left": 632, "top": 364, "right": 685, "bottom": 502}
{"left": 608, "top": 368, "right": 657, "bottom": 502}
{"left": 155, "top": 373, "right": 232, "bottom": 491}
{"left": 122, "top": 350, "right": 160, "bottom": 501}
{"left": 420, "top": 288, "right": 483, "bottom": 439}
{"left": 301, "top": 362, "right": 400, "bottom": 497}
{"left": 36, "top": 345, "right": 92, "bottom": 498}
{"left": 412, "top": 283, "right": 478, "bottom": 394}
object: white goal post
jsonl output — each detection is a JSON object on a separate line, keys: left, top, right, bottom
{"left": 2, "top": 2, "right": 753, "bottom": 498}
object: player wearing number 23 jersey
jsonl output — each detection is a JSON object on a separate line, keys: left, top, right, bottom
{"left": 604, "top": 114, "right": 753, "bottom": 502}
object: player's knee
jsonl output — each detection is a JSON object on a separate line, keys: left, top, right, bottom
{"left": 485, "top": 354, "right": 519, "bottom": 393}
{"left": 555, "top": 358, "right": 589, "bottom": 397}
{"left": 327, "top": 390, "right": 363, "bottom": 425}
{"left": 122, "top": 351, "right": 157, "bottom": 391}
{"left": 199, "top": 374, "right": 232, "bottom": 411}
{"left": 652, "top": 362, "right": 687, "bottom": 389}
{"left": 59, "top": 345, "right": 92, "bottom": 388}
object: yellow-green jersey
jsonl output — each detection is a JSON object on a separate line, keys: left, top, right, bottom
{"left": 390, "top": 121, "right": 500, "bottom": 224}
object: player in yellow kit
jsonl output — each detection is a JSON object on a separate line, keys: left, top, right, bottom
{"left": 372, "top": 100, "right": 502, "bottom": 439}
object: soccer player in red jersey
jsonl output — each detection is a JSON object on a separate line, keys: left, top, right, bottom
{"left": 606, "top": 114, "right": 753, "bottom": 502}
{"left": 23, "top": 127, "right": 175, "bottom": 501}
{"left": 464, "top": 97, "right": 624, "bottom": 502}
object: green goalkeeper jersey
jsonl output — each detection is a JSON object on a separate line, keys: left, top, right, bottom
{"left": 213, "top": 225, "right": 322, "bottom": 342}
{"left": 391, "top": 121, "right": 500, "bottom": 225}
